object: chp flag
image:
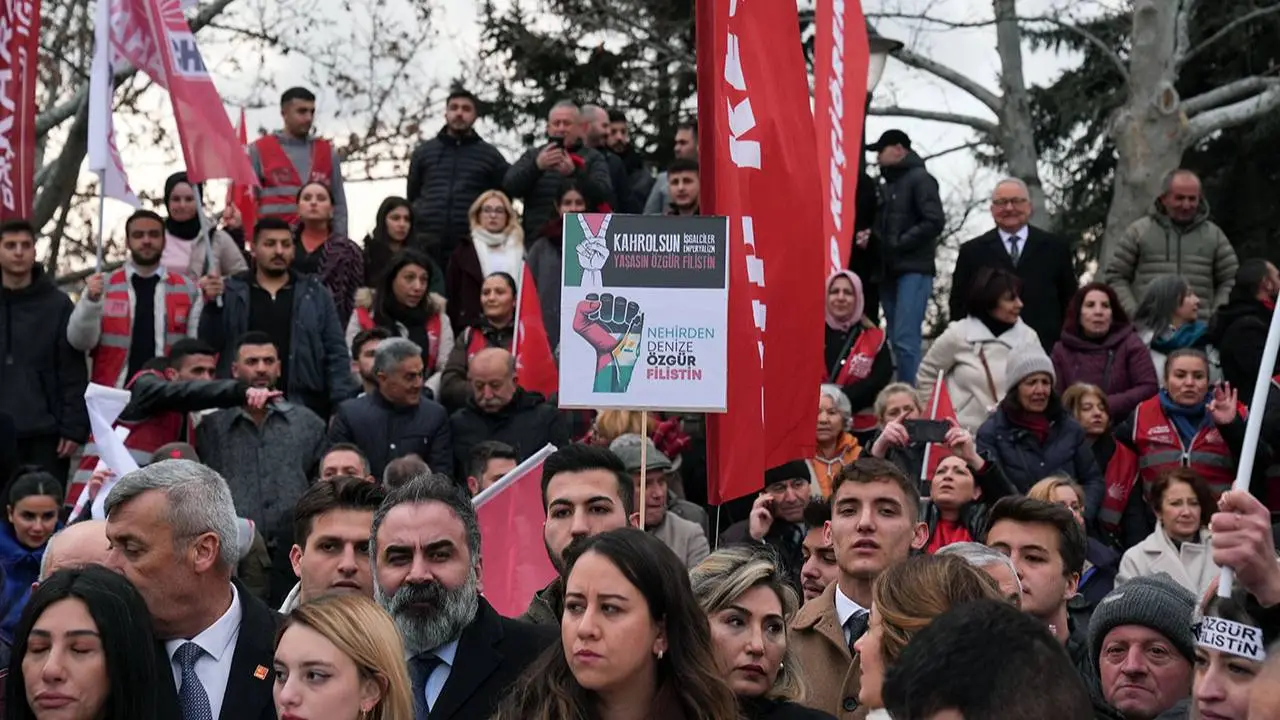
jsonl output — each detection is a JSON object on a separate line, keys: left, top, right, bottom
{"left": 472, "top": 443, "right": 559, "bottom": 618}
{"left": 0, "top": 0, "right": 41, "bottom": 220}
{"left": 920, "top": 371, "right": 958, "bottom": 484}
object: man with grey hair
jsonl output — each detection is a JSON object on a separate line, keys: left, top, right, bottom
{"left": 330, "top": 337, "right": 453, "bottom": 479}
{"left": 104, "top": 459, "right": 280, "bottom": 720}
{"left": 936, "top": 541, "right": 1023, "bottom": 607}
{"left": 581, "top": 103, "right": 639, "bottom": 212}
{"left": 371, "top": 473, "right": 554, "bottom": 718}
{"left": 448, "top": 347, "right": 568, "bottom": 478}
{"left": 950, "top": 177, "right": 1077, "bottom": 352}
{"left": 38, "top": 520, "right": 111, "bottom": 582}
{"left": 504, "top": 99, "right": 614, "bottom": 237}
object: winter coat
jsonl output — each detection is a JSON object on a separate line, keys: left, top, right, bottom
{"left": 437, "top": 320, "right": 515, "bottom": 411}
{"left": 163, "top": 227, "right": 248, "bottom": 279}
{"left": 872, "top": 151, "right": 945, "bottom": 277}
{"left": 406, "top": 127, "right": 510, "bottom": 265}
{"left": 610, "top": 146, "right": 652, "bottom": 213}
{"left": 444, "top": 234, "right": 524, "bottom": 332}
{"left": 1092, "top": 433, "right": 1154, "bottom": 551}
{"left": 292, "top": 231, "right": 365, "bottom": 327}
{"left": 824, "top": 323, "right": 894, "bottom": 419}
{"left": 344, "top": 289, "right": 454, "bottom": 398}
{"left": 1103, "top": 198, "right": 1238, "bottom": 321}
{"left": 921, "top": 455, "right": 1018, "bottom": 546}
{"left": 199, "top": 270, "right": 359, "bottom": 410}
{"left": 1207, "top": 298, "right": 1276, "bottom": 401}
{"left": 1137, "top": 326, "right": 1213, "bottom": 386}
{"left": 650, "top": 512, "right": 710, "bottom": 568}
{"left": 362, "top": 236, "right": 445, "bottom": 296}
{"left": 916, "top": 316, "right": 1042, "bottom": 432}
{"left": 721, "top": 519, "right": 806, "bottom": 595}
{"left": 1117, "top": 525, "right": 1218, "bottom": 598}
{"left": 525, "top": 232, "right": 563, "bottom": 349}
{"left": 328, "top": 391, "right": 453, "bottom": 480}
{"left": 976, "top": 399, "right": 1105, "bottom": 526}
{"left": 0, "top": 268, "right": 89, "bottom": 441}
{"left": 519, "top": 577, "right": 563, "bottom": 626}
{"left": 448, "top": 389, "right": 570, "bottom": 477}
{"left": 808, "top": 434, "right": 863, "bottom": 498}
{"left": 503, "top": 140, "right": 614, "bottom": 238}
{"left": 1051, "top": 323, "right": 1160, "bottom": 421}
{"left": 788, "top": 581, "right": 869, "bottom": 720}
{"left": 0, "top": 524, "right": 46, "bottom": 641}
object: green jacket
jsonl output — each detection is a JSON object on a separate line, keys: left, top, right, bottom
{"left": 518, "top": 577, "right": 563, "bottom": 626}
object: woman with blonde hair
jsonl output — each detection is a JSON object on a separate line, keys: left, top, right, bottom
{"left": 274, "top": 594, "right": 414, "bottom": 720}
{"left": 1028, "top": 475, "right": 1119, "bottom": 612}
{"left": 446, "top": 190, "right": 524, "bottom": 330}
{"left": 853, "top": 554, "right": 1003, "bottom": 719}
{"left": 689, "top": 546, "right": 833, "bottom": 719}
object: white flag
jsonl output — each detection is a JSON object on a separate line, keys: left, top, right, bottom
{"left": 89, "top": 0, "right": 139, "bottom": 206}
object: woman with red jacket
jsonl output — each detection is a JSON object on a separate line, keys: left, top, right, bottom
{"left": 1051, "top": 282, "right": 1159, "bottom": 421}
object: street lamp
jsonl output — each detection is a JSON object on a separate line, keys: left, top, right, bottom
{"left": 866, "top": 22, "right": 904, "bottom": 92}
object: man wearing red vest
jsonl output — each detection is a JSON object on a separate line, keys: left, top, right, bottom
{"left": 248, "top": 86, "right": 348, "bottom": 235}
{"left": 68, "top": 210, "right": 202, "bottom": 388}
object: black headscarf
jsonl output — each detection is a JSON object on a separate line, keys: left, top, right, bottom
{"left": 163, "top": 171, "right": 204, "bottom": 240}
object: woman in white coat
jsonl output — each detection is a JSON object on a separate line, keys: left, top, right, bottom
{"left": 917, "top": 267, "right": 1041, "bottom": 432}
{"left": 1117, "top": 467, "right": 1218, "bottom": 597}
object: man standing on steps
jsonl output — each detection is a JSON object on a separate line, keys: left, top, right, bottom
{"left": 249, "top": 86, "right": 349, "bottom": 236}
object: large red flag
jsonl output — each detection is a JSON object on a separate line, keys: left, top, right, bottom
{"left": 920, "top": 371, "right": 958, "bottom": 484}
{"left": 513, "top": 264, "right": 560, "bottom": 398}
{"left": 109, "top": 0, "right": 256, "bottom": 185}
{"left": 226, "top": 108, "right": 258, "bottom": 243}
{"left": 0, "top": 0, "right": 41, "bottom": 220}
{"left": 698, "top": 0, "right": 826, "bottom": 504}
{"left": 814, "top": 0, "right": 870, "bottom": 277}
{"left": 473, "top": 444, "right": 558, "bottom": 618}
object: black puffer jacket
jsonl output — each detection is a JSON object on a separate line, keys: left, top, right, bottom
{"left": 329, "top": 392, "right": 453, "bottom": 479}
{"left": 504, "top": 140, "right": 614, "bottom": 238}
{"left": 873, "top": 151, "right": 945, "bottom": 277}
{"left": 449, "top": 389, "right": 570, "bottom": 477}
{"left": 1207, "top": 297, "right": 1275, "bottom": 401}
{"left": 0, "top": 268, "right": 88, "bottom": 441}
{"left": 407, "top": 126, "right": 509, "bottom": 264}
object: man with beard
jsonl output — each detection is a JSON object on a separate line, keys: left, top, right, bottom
{"left": 606, "top": 110, "right": 654, "bottom": 210}
{"left": 582, "top": 104, "right": 638, "bottom": 212}
{"left": 69, "top": 209, "right": 206, "bottom": 388}
{"left": 200, "top": 216, "right": 357, "bottom": 419}
{"left": 520, "top": 444, "right": 637, "bottom": 625}
{"left": 196, "top": 332, "right": 327, "bottom": 533}
{"left": 351, "top": 325, "right": 391, "bottom": 396}
{"left": 371, "top": 474, "right": 555, "bottom": 719}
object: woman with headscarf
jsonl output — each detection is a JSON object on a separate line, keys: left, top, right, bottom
{"left": 446, "top": 190, "right": 525, "bottom": 331}
{"left": 823, "top": 271, "right": 892, "bottom": 433}
{"left": 1134, "top": 274, "right": 1210, "bottom": 384}
{"left": 293, "top": 180, "right": 365, "bottom": 325}
{"left": 362, "top": 196, "right": 444, "bottom": 296}
{"left": 160, "top": 172, "right": 248, "bottom": 280}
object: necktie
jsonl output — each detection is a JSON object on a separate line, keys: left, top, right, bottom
{"left": 175, "top": 642, "right": 213, "bottom": 720}
{"left": 409, "top": 653, "right": 442, "bottom": 720}
{"left": 1009, "top": 235, "right": 1022, "bottom": 265}
{"left": 844, "top": 609, "right": 869, "bottom": 656}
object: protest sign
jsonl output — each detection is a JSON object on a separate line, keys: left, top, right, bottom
{"left": 557, "top": 213, "right": 729, "bottom": 412}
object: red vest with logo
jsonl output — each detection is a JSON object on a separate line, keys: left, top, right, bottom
{"left": 1097, "top": 442, "right": 1141, "bottom": 536}
{"left": 828, "top": 326, "right": 885, "bottom": 431}
{"left": 91, "top": 269, "right": 197, "bottom": 387}
{"left": 254, "top": 135, "right": 334, "bottom": 225}
{"left": 462, "top": 326, "right": 501, "bottom": 360}
{"left": 354, "top": 307, "right": 441, "bottom": 370}
{"left": 1131, "top": 396, "right": 1237, "bottom": 497}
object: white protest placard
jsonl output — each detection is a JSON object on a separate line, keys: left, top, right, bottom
{"left": 1196, "top": 616, "right": 1267, "bottom": 662}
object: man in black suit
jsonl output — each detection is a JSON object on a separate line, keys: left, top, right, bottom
{"left": 372, "top": 473, "right": 555, "bottom": 720}
{"left": 950, "top": 178, "right": 1078, "bottom": 352}
{"left": 104, "top": 458, "right": 280, "bottom": 720}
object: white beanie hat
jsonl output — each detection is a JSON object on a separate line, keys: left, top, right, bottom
{"left": 1004, "top": 343, "right": 1056, "bottom": 394}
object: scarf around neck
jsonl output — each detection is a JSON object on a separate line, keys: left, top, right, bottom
{"left": 1158, "top": 389, "right": 1212, "bottom": 447}
{"left": 1150, "top": 321, "right": 1206, "bottom": 353}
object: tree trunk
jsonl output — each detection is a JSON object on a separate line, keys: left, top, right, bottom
{"left": 1100, "top": 0, "right": 1186, "bottom": 274}
{"left": 992, "top": 0, "right": 1049, "bottom": 226}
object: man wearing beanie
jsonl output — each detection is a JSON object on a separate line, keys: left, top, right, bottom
{"left": 719, "top": 460, "right": 814, "bottom": 592}
{"left": 977, "top": 342, "right": 1105, "bottom": 523}
{"left": 1090, "top": 573, "right": 1195, "bottom": 719}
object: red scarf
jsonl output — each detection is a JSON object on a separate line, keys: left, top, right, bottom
{"left": 926, "top": 518, "right": 973, "bottom": 554}
{"left": 1006, "top": 407, "right": 1051, "bottom": 444}
{"left": 1263, "top": 297, "right": 1276, "bottom": 312}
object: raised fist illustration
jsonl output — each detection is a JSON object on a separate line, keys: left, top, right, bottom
{"left": 573, "top": 292, "right": 644, "bottom": 393}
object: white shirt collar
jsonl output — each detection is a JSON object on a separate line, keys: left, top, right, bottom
{"left": 165, "top": 582, "right": 242, "bottom": 662}
{"left": 834, "top": 584, "right": 867, "bottom": 627}
{"left": 997, "top": 227, "right": 1027, "bottom": 244}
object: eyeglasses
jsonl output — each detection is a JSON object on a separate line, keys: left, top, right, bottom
{"left": 991, "top": 198, "right": 1029, "bottom": 208}
{"left": 480, "top": 207, "right": 507, "bottom": 216}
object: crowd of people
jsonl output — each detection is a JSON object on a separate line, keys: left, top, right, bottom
{"left": 0, "top": 84, "right": 1277, "bottom": 719}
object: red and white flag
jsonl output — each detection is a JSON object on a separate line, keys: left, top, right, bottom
{"left": 921, "top": 371, "right": 958, "bottom": 483}
{"left": 813, "top": 0, "right": 870, "bottom": 277}
{"left": 89, "top": 0, "right": 138, "bottom": 207}
{"left": 473, "top": 443, "right": 559, "bottom": 618}
{"left": 0, "top": 0, "right": 42, "bottom": 220}
{"left": 513, "top": 264, "right": 560, "bottom": 399}
{"left": 698, "top": 0, "right": 826, "bottom": 504}
{"left": 108, "top": 0, "right": 257, "bottom": 185}
{"left": 225, "top": 107, "right": 258, "bottom": 241}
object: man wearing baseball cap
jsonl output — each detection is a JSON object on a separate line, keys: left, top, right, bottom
{"left": 609, "top": 433, "right": 709, "bottom": 567}
{"left": 1090, "top": 573, "right": 1196, "bottom": 719}
{"left": 866, "top": 128, "right": 944, "bottom": 387}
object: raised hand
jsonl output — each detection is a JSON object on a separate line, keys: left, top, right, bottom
{"left": 577, "top": 238, "right": 609, "bottom": 287}
{"left": 572, "top": 293, "right": 644, "bottom": 393}
{"left": 1208, "top": 382, "right": 1239, "bottom": 425}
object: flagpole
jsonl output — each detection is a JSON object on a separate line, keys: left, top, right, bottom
{"left": 95, "top": 192, "right": 106, "bottom": 273}
{"left": 192, "top": 184, "right": 223, "bottom": 308}
{"left": 511, "top": 274, "right": 524, "bottom": 362}
{"left": 639, "top": 410, "right": 648, "bottom": 528}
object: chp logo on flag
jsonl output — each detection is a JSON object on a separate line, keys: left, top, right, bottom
{"left": 167, "top": 31, "right": 207, "bottom": 77}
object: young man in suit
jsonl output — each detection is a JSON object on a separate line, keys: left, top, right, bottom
{"left": 104, "top": 459, "right": 281, "bottom": 720}
{"left": 950, "top": 178, "right": 1078, "bottom": 352}
{"left": 372, "top": 474, "right": 555, "bottom": 719}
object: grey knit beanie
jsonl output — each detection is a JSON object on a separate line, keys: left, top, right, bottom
{"left": 1004, "top": 343, "right": 1056, "bottom": 394}
{"left": 1089, "top": 573, "right": 1198, "bottom": 664}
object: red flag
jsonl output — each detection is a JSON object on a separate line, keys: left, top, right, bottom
{"left": 921, "top": 371, "right": 958, "bottom": 483}
{"left": 0, "top": 0, "right": 41, "bottom": 220}
{"left": 473, "top": 445, "right": 558, "bottom": 618}
{"left": 814, "top": 0, "right": 870, "bottom": 277}
{"left": 699, "top": 0, "right": 826, "bottom": 504}
{"left": 109, "top": 0, "right": 257, "bottom": 185}
{"left": 513, "top": 264, "right": 560, "bottom": 398}
{"left": 226, "top": 108, "right": 258, "bottom": 243}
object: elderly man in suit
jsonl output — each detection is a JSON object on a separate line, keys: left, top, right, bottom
{"left": 372, "top": 473, "right": 555, "bottom": 719}
{"left": 950, "top": 178, "right": 1078, "bottom": 352}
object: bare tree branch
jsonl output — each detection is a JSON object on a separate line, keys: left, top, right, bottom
{"left": 1174, "top": 0, "right": 1194, "bottom": 61}
{"left": 893, "top": 47, "right": 1002, "bottom": 113}
{"left": 921, "top": 141, "right": 981, "bottom": 161}
{"left": 1180, "top": 2, "right": 1280, "bottom": 67}
{"left": 868, "top": 104, "right": 999, "bottom": 134}
{"left": 1183, "top": 75, "right": 1280, "bottom": 116}
{"left": 1187, "top": 84, "right": 1280, "bottom": 139}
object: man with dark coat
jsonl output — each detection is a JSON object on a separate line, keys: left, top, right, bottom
{"left": 719, "top": 461, "right": 814, "bottom": 593}
{"left": 606, "top": 110, "right": 654, "bottom": 209}
{"left": 951, "top": 178, "right": 1078, "bottom": 352}
{"left": 0, "top": 219, "right": 88, "bottom": 479}
{"left": 407, "top": 89, "right": 510, "bottom": 269}
{"left": 449, "top": 348, "right": 570, "bottom": 478}
{"left": 869, "top": 130, "right": 945, "bottom": 385}
{"left": 583, "top": 104, "right": 640, "bottom": 213}
{"left": 1207, "top": 258, "right": 1280, "bottom": 401}
{"left": 330, "top": 337, "right": 453, "bottom": 479}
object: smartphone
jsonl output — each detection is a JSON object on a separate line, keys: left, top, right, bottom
{"left": 547, "top": 136, "right": 565, "bottom": 149}
{"left": 904, "top": 419, "right": 950, "bottom": 444}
